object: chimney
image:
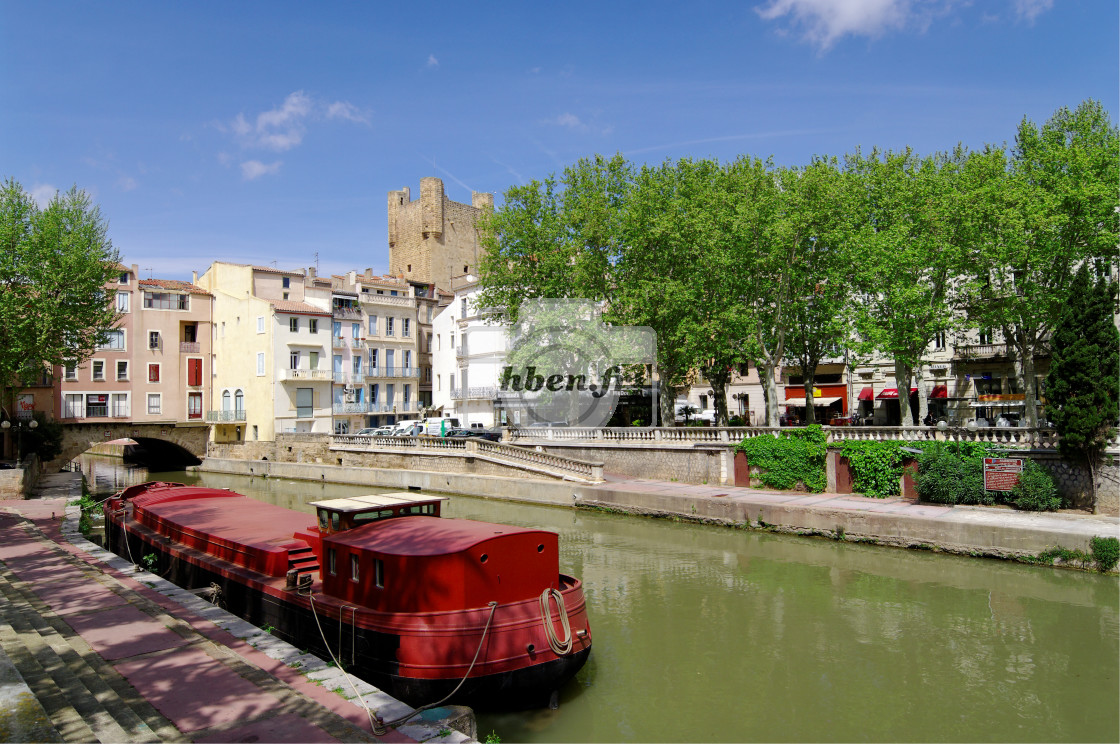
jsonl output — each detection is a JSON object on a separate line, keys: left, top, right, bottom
{"left": 192, "top": 271, "right": 198, "bottom": 284}
{"left": 308, "top": 266, "right": 316, "bottom": 278}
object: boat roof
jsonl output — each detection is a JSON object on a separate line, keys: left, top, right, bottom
{"left": 134, "top": 489, "right": 314, "bottom": 550}
{"left": 327, "top": 516, "right": 551, "bottom": 556}
{"left": 308, "top": 492, "right": 448, "bottom": 513}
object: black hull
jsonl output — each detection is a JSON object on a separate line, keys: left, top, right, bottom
{"left": 107, "top": 517, "right": 588, "bottom": 710}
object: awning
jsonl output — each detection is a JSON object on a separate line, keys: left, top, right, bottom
{"left": 929, "top": 385, "right": 947, "bottom": 399}
{"left": 970, "top": 400, "right": 1027, "bottom": 407}
{"left": 876, "top": 387, "right": 918, "bottom": 400}
{"left": 781, "top": 397, "right": 842, "bottom": 407}
{"left": 857, "top": 387, "right": 874, "bottom": 401}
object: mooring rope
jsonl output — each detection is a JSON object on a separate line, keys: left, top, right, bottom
{"left": 539, "top": 588, "right": 573, "bottom": 656}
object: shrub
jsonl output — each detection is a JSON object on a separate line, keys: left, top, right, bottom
{"left": 915, "top": 443, "right": 994, "bottom": 505}
{"left": 736, "top": 425, "right": 827, "bottom": 492}
{"left": 1006, "top": 460, "right": 1062, "bottom": 511}
{"left": 727, "top": 415, "right": 746, "bottom": 427}
{"left": 839, "top": 441, "right": 905, "bottom": 498}
{"left": 1090, "top": 536, "right": 1119, "bottom": 572}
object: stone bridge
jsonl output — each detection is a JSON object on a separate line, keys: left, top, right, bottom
{"left": 51, "top": 422, "right": 210, "bottom": 469}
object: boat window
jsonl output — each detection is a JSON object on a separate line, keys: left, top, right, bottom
{"left": 328, "top": 549, "right": 337, "bottom": 575}
{"left": 380, "top": 509, "right": 394, "bottom": 519}
{"left": 318, "top": 510, "right": 328, "bottom": 531}
{"left": 350, "top": 554, "right": 359, "bottom": 581}
{"left": 331, "top": 513, "right": 340, "bottom": 532}
{"left": 353, "top": 511, "right": 378, "bottom": 524}
{"left": 374, "top": 558, "right": 384, "bottom": 588}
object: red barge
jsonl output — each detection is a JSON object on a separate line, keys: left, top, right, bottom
{"left": 104, "top": 482, "right": 591, "bottom": 709}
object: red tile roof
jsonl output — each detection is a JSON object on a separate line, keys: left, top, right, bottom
{"left": 271, "top": 300, "right": 330, "bottom": 316}
{"left": 138, "top": 278, "right": 212, "bottom": 296}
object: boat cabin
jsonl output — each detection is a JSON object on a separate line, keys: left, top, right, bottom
{"left": 308, "top": 492, "right": 448, "bottom": 535}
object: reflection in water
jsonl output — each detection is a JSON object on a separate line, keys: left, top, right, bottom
{"left": 79, "top": 456, "right": 1119, "bottom": 743}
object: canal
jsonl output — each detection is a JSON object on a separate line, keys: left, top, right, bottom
{"left": 77, "top": 455, "right": 1119, "bottom": 743}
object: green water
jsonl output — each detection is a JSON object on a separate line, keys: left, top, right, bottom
{"left": 80, "top": 456, "right": 1119, "bottom": 742}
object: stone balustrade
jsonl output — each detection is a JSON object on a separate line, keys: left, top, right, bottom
{"left": 469, "top": 439, "right": 604, "bottom": 481}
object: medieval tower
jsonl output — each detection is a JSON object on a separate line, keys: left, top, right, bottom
{"left": 387, "top": 177, "right": 494, "bottom": 292}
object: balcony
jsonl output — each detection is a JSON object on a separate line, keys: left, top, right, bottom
{"left": 366, "top": 367, "right": 420, "bottom": 379}
{"left": 455, "top": 346, "right": 467, "bottom": 362}
{"left": 206, "top": 410, "right": 246, "bottom": 422}
{"left": 280, "top": 369, "right": 332, "bottom": 381}
{"left": 450, "top": 386, "right": 499, "bottom": 401}
{"left": 350, "top": 338, "right": 363, "bottom": 348}
{"left": 333, "top": 307, "right": 363, "bottom": 320}
{"left": 332, "top": 336, "right": 346, "bottom": 349}
{"left": 333, "top": 372, "right": 366, "bottom": 385}
{"left": 333, "top": 402, "right": 369, "bottom": 415}
{"left": 360, "top": 294, "right": 415, "bottom": 308}
{"left": 180, "top": 341, "right": 201, "bottom": 353}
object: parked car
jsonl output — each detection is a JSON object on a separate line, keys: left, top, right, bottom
{"left": 373, "top": 426, "right": 395, "bottom": 436}
{"left": 423, "top": 417, "right": 461, "bottom": 436}
{"left": 354, "top": 428, "right": 379, "bottom": 436}
{"left": 395, "top": 424, "right": 424, "bottom": 437}
{"left": 392, "top": 419, "right": 422, "bottom": 434}
{"left": 469, "top": 427, "right": 503, "bottom": 442}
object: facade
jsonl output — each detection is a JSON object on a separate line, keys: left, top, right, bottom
{"left": 431, "top": 275, "right": 508, "bottom": 428}
{"left": 195, "top": 262, "right": 333, "bottom": 442}
{"left": 387, "top": 178, "right": 493, "bottom": 292}
{"left": 329, "top": 270, "right": 425, "bottom": 433}
{"left": 58, "top": 264, "right": 213, "bottom": 428}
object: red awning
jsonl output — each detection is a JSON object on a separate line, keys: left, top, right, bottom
{"left": 929, "top": 385, "right": 947, "bottom": 399}
{"left": 857, "top": 387, "right": 874, "bottom": 401}
{"left": 876, "top": 387, "right": 918, "bottom": 400}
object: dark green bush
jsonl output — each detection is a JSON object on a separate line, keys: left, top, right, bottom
{"left": 1090, "top": 536, "right": 1119, "bottom": 572}
{"left": 839, "top": 441, "right": 905, "bottom": 498}
{"left": 736, "top": 425, "right": 827, "bottom": 492}
{"left": 915, "top": 443, "right": 994, "bottom": 505}
{"left": 727, "top": 415, "right": 746, "bottom": 427}
{"left": 1006, "top": 460, "right": 1062, "bottom": 511}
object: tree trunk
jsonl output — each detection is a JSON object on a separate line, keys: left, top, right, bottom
{"left": 707, "top": 369, "right": 730, "bottom": 426}
{"left": 761, "top": 362, "right": 781, "bottom": 427}
{"left": 802, "top": 374, "right": 817, "bottom": 425}
{"left": 894, "top": 361, "right": 913, "bottom": 427}
{"left": 914, "top": 366, "right": 929, "bottom": 425}
{"left": 1017, "top": 341, "right": 1039, "bottom": 429}
{"left": 659, "top": 381, "right": 677, "bottom": 427}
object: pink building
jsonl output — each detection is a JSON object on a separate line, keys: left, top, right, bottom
{"left": 58, "top": 264, "right": 213, "bottom": 426}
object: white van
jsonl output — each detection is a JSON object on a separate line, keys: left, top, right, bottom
{"left": 392, "top": 419, "right": 421, "bottom": 435}
{"left": 423, "top": 417, "right": 460, "bottom": 436}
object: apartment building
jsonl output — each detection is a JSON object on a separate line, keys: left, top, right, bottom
{"left": 58, "top": 264, "right": 213, "bottom": 427}
{"left": 329, "top": 270, "right": 424, "bottom": 433}
{"left": 196, "top": 262, "right": 333, "bottom": 442}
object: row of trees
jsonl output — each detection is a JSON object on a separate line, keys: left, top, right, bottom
{"left": 476, "top": 100, "right": 1118, "bottom": 429}
{"left": 0, "top": 178, "right": 120, "bottom": 438}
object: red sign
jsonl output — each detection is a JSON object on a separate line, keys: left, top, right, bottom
{"left": 983, "top": 457, "right": 1024, "bottom": 492}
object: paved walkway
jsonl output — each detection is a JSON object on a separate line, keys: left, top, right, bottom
{"left": 0, "top": 474, "right": 470, "bottom": 744}
{"left": 585, "top": 476, "right": 1120, "bottom": 560}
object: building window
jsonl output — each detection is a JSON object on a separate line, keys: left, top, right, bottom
{"left": 257, "top": 353, "right": 265, "bottom": 376}
{"left": 296, "top": 387, "right": 313, "bottom": 418}
{"left": 426, "top": 332, "right": 432, "bottom": 353}
{"left": 403, "top": 350, "right": 411, "bottom": 371}
{"left": 309, "top": 351, "right": 319, "bottom": 370}
{"left": 116, "top": 361, "right": 128, "bottom": 381}
{"left": 257, "top": 316, "right": 265, "bottom": 334}
{"left": 92, "top": 360, "right": 105, "bottom": 381}
{"left": 98, "top": 330, "right": 125, "bottom": 350}
{"left": 143, "top": 291, "right": 188, "bottom": 310}
{"left": 111, "top": 393, "right": 129, "bottom": 417}
{"left": 368, "top": 315, "right": 377, "bottom": 335}
{"left": 235, "top": 389, "right": 244, "bottom": 413}
{"left": 370, "top": 384, "right": 379, "bottom": 405}
{"left": 309, "top": 319, "right": 318, "bottom": 334}
{"left": 461, "top": 297, "right": 468, "bottom": 318}
{"left": 290, "top": 317, "right": 299, "bottom": 333}
{"left": 290, "top": 351, "right": 299, "bottom": 370}
{"left": 370, "top": 349, "right": 378, "bottom": 369}
{"left": 933, "top": 331, "right": 946, "bottom": 350}
{"left": 188, "top": 392, "right": 202, "bottom": 420}
{"left": 283, "top": 276, "right": 291, "bottom": 289}
{"left": 350, "top": 554, "right": 359, "bottom": 582}
{"left": 978, "top": 328, "right": 994, "bottom": 345}
{"left": 64, "top": 394, "right": 83, "bottom": 418}
{"left": 187, "top": 358, "right": 203, "bottom": 386}
{"left": 402, "top": 318, "right": 410, "bottom": 337}
{"left": 85, "top": 394, "right": 108, "bottom": 417}
{"left": 352, "top": 322, "right": 360, "bottom": 340}
{"left": 148, "top": 363, "right": 160, "bottom": 383}
{"left": 148, "top": 331, "right": 161, "bottom": 350}
{"left": 353, "top": 355, "right": 362, "bottom": 374}
{"left": 64, "top": 362, "right": 77, "bottom": 381}
{"left": 282, "top": 291, "right": 289, "bottom": 300}
{"left": 403, "top": 384, "right": 411, "bottom": 406}
{"left": 386, "top": 317, "right": 394, "bottom": 336}
{"left": 116, "top": 292, "right": 130, "bottom": 313}
{"left": 118, "top": 272, "right": 129, "bottom": 284}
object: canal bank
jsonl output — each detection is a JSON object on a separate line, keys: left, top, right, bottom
{"left": 199, "top": 456, "right": 1120, "bottom": 568}
{"left": 0, "top": 475, "right": 476, "bottom": 744}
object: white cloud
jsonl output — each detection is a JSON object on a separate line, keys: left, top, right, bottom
{"left": 241, "top": 160, "right": 282, "bottom": 181}
{"left": 117, "top": 176, "right": 138, "bottom": 192}
{"left": 553, "top": 113, "right": 584, "bottom": 129}
{"left": 229, "top": 91, "right": 367, "bottom": 154}
{"left": 427, "top": 54, "right": 439, "bottom": 68}
{"left": 755, "top": 0, "right": 962, "bottom": 50}
{"left": 30, "top": 183, "right": 57, "bottom": 208}
{"left": 1013, "top": 0, "right": 1052, "bottom": 23}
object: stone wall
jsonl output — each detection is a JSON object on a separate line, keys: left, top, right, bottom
{"left": 0, "top": 455, "right": 39, "bottom": 499}
{"left": 532, "top": 443, "right": 726, "bottom": 485}
{"left": 1034, "top": 451, "right": 1119, "bottom": 515}
{"left": 52, "top": 422, "right": 209, "bottom": 468}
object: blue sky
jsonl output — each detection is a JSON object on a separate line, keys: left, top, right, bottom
{"left": 3, "top": 0, "right": 1116, "bottom": 281}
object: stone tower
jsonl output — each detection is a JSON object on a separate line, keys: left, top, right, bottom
{"left": 387, "top": 177, "right": 494, "bottom": 292}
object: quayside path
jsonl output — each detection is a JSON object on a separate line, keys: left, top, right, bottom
{"left": 0, "top": 474, "right": 472, "bottom": 744}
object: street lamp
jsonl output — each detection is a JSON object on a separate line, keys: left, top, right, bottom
{"left": 2, "top": 418, "right": 38, "bottom": 463}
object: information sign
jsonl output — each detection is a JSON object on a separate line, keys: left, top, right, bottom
{"left": 983, "top": 457, "right": 1024, "bottom": 492}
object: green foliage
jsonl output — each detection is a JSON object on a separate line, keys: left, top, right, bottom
{"left": 839, "top": 441, "right": 905, "bottom": 498}
{"left": 20, "top": 414, "right": 63, "bottom": 461}
{"left": 630, "top": 419, "right": 644, "bottom": 427}
{"left": 1006, "top": 460, "right": 1062, "bottom": 511}
{"left": 915, "top": 442, "right": 995, "bottom": 505}
{"left": 140, "top": 553, "right": 157, "bottom": 571}
{"left": 727, "top": 415, "right": 746, "bottom": 427}
{"left": 484, "top": 730, "right": 502, "bottom": 744}
{"left": 1090, "top": 536, "right": 1119, "bottom": 572}
{"left": 0, "top": 179, "right": 121, "bottom": 418}
{"left": 735, "top": 425, "right": 827, "bottom": 492}
{"left": 1046, "top": 266, "right": 1120, "bottom": 464}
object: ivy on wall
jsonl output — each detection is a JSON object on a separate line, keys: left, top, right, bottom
{"left": 736, "top": 425, "right": 827, "bottom": 493}
{"left": 839, "top": 441, "right": 906, "bottom": 498}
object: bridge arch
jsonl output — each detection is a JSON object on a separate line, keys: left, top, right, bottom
{"left": 53, "top": 422, "right": 209, "bottom": 470}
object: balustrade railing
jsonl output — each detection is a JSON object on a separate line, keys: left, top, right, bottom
{"left": 206, "top": 409, "right": 246, "bottom": 422}
{"left": 450, "top": 386, "right": 498, "bottom": 401}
